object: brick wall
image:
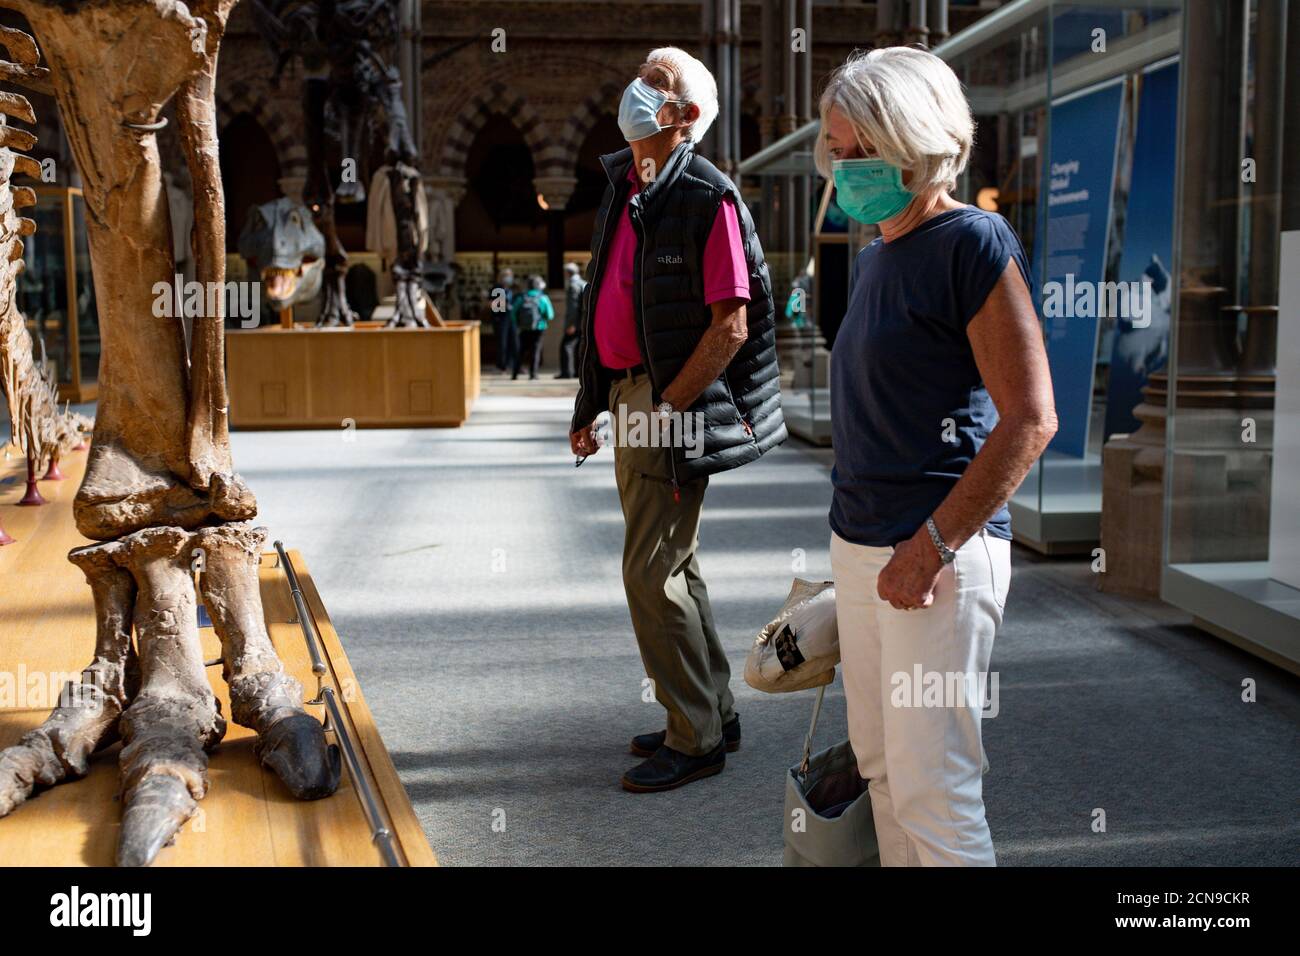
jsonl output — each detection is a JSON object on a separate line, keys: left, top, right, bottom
{"left": 216, "top": 0, "right": 993, "bottom": 264}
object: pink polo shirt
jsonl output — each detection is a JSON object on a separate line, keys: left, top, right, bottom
{"left": 594, "top": 167, "right": 751, "bottom": 370}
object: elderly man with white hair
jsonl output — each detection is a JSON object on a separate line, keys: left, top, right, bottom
{"left": 818, "top": 47, "right": 1058, "bottom": 865}
{"left": 570, "top": 47, "right": 786, "bottom": 793}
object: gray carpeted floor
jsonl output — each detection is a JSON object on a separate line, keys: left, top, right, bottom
{"left": 229, "top": 389, "right": 1300, "bottom": 866}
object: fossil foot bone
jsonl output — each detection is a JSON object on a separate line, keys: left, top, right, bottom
{"left": 386, "top": 269, "right": 429, "bottom": 328}
{"left": 112, "top": 527, "right": 226, "bottom": 866}
{"left": 195, "top": 524, "right": 340, "bottom": 800}
{"left": 0, "top": 542, "right": 139, "bottom": 816}
{"left": 0, "top": 731, "right": 58, "bottom": 818}
{"left": 116, "top": 774, "right": 197, "bottom": 868}
{"left": 74, "top": 454, "right": 257, "bottom": 542}
{"left": 257, "top": 713, "right": 342, "bottom": 800}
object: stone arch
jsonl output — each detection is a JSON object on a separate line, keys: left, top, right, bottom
{"left": 436, "top": 81, "right": 558, "bottom": 181}
{"left": 217, "top": 83, "right": 307, "bottom": 179}
{"left": 553, "top": 79, "right": 624, "bottom": 179}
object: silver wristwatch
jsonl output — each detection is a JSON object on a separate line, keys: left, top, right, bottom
{"left": 655, "top": 401, "right": 674, "bottom": 421}
{"left": 925, "top": 517, "right": 957, "bottom": 565}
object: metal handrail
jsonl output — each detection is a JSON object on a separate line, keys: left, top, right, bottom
{"left": 321, "top": 686, "right": 401, "bottom": 867}
{"left": 273, "top": 540, "right": 402, "bottom": 867}
{"left": 275, "top": 540, "right": 327, "bottom": 695}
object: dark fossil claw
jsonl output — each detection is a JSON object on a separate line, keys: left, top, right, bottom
{"left": 257, "top": 713, "right": 342, "bottom": 800}
{"left": 116, "top": 775, "right": 197, "bottom": 868}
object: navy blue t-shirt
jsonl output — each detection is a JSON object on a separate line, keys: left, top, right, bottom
{"left": 829, "top": 206, "right": 1031, "bottom": 547}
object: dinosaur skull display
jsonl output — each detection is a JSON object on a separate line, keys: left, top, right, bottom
{"left": 238, "top": 196, "right": 326, "bottom": 312}
{"left": 0, "top": 0, "right": 340, "bottom": 866}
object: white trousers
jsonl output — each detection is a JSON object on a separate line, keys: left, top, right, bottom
{"left": 830, "top": 528, "right": 1011, "bottom": 867}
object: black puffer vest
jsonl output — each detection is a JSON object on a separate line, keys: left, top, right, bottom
{"left": 571, "top": 141, "right": 786, "bottom": 483}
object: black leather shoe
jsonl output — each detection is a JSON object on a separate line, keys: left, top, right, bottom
{"left": 629, "top": 714, "right": 741, "bottom": 759}
{"left": 621, "top": 742, "right": 725, "bottom": 793}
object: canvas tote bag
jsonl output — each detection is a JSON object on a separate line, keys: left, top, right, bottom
{"left": 782, "top": 684, "right": 880, "bottom": 867}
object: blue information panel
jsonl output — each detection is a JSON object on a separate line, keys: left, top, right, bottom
{"left": 1105, "top": 61, "right": 1179, "bottom": 440}
{"left": 1037, "top": 80, "right": 1125, "bottom": 458}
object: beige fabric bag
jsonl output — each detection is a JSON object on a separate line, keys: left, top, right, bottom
{"left": 745, "top": 578, "right": 839, "bottom": 693}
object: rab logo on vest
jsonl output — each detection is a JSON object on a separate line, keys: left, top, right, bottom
{"left": 49, "top": 886, "right": 152, "bottom": 937}
{"left": 655, "top": 254, "right": 683, "bottom": 265}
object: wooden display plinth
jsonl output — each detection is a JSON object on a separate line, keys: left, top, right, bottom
{"left": 226, "top": 320, "right": 480, "bottom": 429}
{"left": 0, "top": 453, "right": 436, "bottom": 866}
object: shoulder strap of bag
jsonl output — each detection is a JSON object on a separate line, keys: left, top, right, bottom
{"left": 798, "top": 683, "right": 828, "bottom": 776}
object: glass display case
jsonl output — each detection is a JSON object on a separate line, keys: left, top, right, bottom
{"left": 741, "top": 1, "right": 1184, "bottom": 551}
{"left": 943, "top": 0, "right": 1183, "bottom": 553}
{"left": 1160, "top": 0, "right": 1300, "bottom": 670}
{"left": 18, "top": 186, "right": 98, "bottom": 402}
{"left": 738, "top": 123, "right": 828, "bottom": 443}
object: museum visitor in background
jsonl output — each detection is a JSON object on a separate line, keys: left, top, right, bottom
{"left": 557, "top": 261, "right": 586, "bottom": 379}
{"left": 493, "top": 267, "right": 518, "bottom": 372}
{"left": 511, "top": 275, "right": 554, "bottom": 380}
{"left": 569, "top": 46, "right": 786, "bottom": 793}
{"left": 818, "top": 47, "right": 1057, "bottom": 866}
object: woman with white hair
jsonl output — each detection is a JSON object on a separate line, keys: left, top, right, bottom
{"left": 570, "top": 47, "right": 785, "bottom": 793}
{"left": 819, "top": 47, "right": 1057, "bottom": 865}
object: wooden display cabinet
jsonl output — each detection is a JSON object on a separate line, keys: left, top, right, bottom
{"left": 225, "top": 320, "right": 481, "bottom": 429}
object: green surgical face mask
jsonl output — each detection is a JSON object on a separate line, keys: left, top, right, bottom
{"left": 832, "top": 158, "right": 913, "bottom": 224}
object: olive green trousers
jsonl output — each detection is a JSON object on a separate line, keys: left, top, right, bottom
{"left": 609, "top": 372, "right": 735, "bottom": 756}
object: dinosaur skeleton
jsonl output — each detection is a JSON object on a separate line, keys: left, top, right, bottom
{"left": 0, "top": 1, "right": 339, "bottom": 866}
{"left": 0, "top": 108, "right": 88, "bottom": 502}
{"left": 252, "top": 0, "right": 431, "bottom": 328}
{"left": 0, "top": 316, "right": 89, "bottom": 491}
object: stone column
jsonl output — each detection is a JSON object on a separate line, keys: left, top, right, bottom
{"left": 701, "top": 0, "right": 742, "bottom": 179}
{"left": 425, "top": 174, "right": 466, "bottom": 265}
{"left": 423, "top": 175, "right": 465, "bottom": 320}
{"left": 927, "top": 0, "right": 950, "bottom": 46}
{"left": 398, "top": 0, "right": 422, "bottom": 158}
{"left": 876, "top": 0, "right": 903, "bottom": 48}
{"left": 533, "top": 175, "right": 576, "bottom": 289}
{"left": 793, "top": 0, "right": 812, "bottom": 269}
{"left": 905, "top": 0, "right": 929, "bottom": 47}
{"left": 759, "top": 0, "right": 777, "bottom": 251}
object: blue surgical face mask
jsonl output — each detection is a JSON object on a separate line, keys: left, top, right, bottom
{"left": 618, "top": 78, "right": 684, "bottom": 143}
{"left": 832, "top": 158, "right": 913, "bottom": 223}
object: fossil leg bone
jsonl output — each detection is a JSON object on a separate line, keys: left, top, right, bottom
{"left": 0, "top": 46, "right": 134, "bottom": 809}
{"left": 0, "top": 542, "right": 139, "bottom": 816}
{"left": 112, "top": 527, "right": 226, "bottom": 868}
{"left": 0, "top": 3, "right": 339, "bottom": 866}
{"left": 0, "top": 0, "right": 252, "bottom": 541}
{"left": 175, "top": 26, "right": 233, "bottom": 490}
{"left": 194, "top": 524, "right": 340, "bottom": 798}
